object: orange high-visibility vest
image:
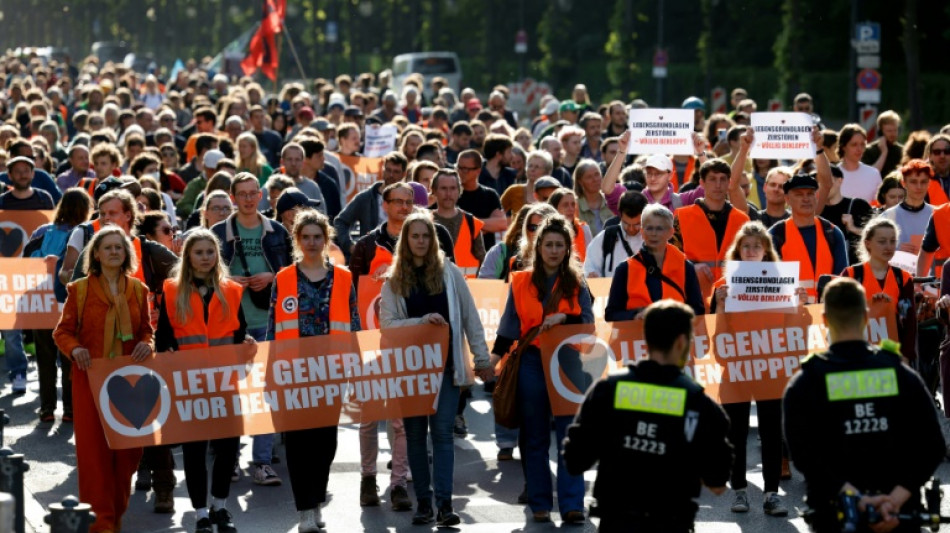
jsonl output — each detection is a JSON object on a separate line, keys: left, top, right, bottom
{"left": 510, "top": 270, "right": 579, "bottom": 347}
{"left": 454, "top": 212, "right": 485, "bottom": 278}
{"left": 573, "top": 220, "right": 588, "bottom": 262}
{"left": 930, "top": 204, "right": 950, "bottom": 277}
{"left": 273, "top": 264, "right": 353, "bottom": 339}
{"left": 843, "top": 262, "right": 910, "bottom": 313}
{"left": 624, "top": 245, "right": 687, "bottom": 310}
{"left": 676, "top": 204, "right": 748, "bottom": 282}
{"left": 79, "top": 178, "right": 97, "bottom": 196}
{"left": 368, "top": 244, "right": 394, "bottom": 279}
{"left": 670, "top": 156, "right": 696, "bottom": 193}
{"left": 927, "top": 179, "right": 949, "bottom": 206}
{"left": 161, "top": 278, "right": 244, "bottom": 350}
{"left": 781, "top": 218, "right": 833, "bottom": 300}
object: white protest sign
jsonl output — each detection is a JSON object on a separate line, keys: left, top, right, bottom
{"left": 724, "top": 260, "right": 800, "bottom": 312}
{"left": 363, "top": 124, "right": 399, "bottom": 158}
{"left": 627, "top": 108, "right": 694, "bottom": 155}
{"left": 889, "top": 251, "right": 918, "bottom": 274}
{"left": 749, "top": 112, "right": 815, "bottom": 160}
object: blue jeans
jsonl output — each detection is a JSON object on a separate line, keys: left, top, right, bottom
{"left": 2, "top": 330, "right": 27, "bottom": 380}
{"left": 495, "top": 422, "right": 519, "bottom": 449}
{"left": 404, "top": 370, "right": 460, "bottom": 510}
{"left": 517, "top": 349, "right": 584, "bottom": 515}
{"left": 247, "top": 327, "right": 275, "bottom": 465}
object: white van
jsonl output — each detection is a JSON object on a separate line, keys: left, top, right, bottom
{"left": 391, "top": 52, "right": 463, "bottom": 100}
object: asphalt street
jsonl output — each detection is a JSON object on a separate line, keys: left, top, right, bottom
{"left": 5, "top": 358, "right": 950, "bottom": 533}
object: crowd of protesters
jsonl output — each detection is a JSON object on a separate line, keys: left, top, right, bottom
{"left": 0, "top": 49, "right": 949, "bottom": 531}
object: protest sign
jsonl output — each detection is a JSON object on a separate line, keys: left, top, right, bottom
{"left": 338, "top": 155, "right": 383, "bottom": 203}
{"left": 363, "top": 124, "right": 399, "bottom": 158}
{"left": 538, "top": 305, "right": 897, "bottom": 415}
{"left": 889, "top": 251, "right": 918, "bottom": 274}
{"left": 626, "top": 109, "right": 694, "bottom": 155}
{"left": 0, "top": 210, "right": 55, "bottom": 257}
{"left": 723, "top": 260, "right": 800, "bottom": 312}
{"left": 750, "top": 112, "right": 815, "bottom": 160}
{"left": 0, "top": 258, "right": 61, "bottom": 328}
{"left": 86, "top": 324, "right": 449, "bottom": 449}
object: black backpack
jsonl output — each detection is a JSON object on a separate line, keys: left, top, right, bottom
{"left": 601, "top": 225, "right": 635, "bottom": 276}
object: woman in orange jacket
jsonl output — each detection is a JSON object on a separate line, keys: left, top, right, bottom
{"left": 54, "top": 226, "right": 154, "bottom": 533}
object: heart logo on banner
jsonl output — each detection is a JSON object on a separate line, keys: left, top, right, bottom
{"left": 107, "top": 374, "right": 161, "bottom": 429}
{"left": 658, "top": 116, "right": 664, "bottom": 120}
{"left": 556, "top": 338, "right": 609, "bottom": 396}
{"left": 0, "top": 226, "right": 26, "bottom": 257}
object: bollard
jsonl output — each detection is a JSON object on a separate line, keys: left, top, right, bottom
{"left": 0, "top": 492, "right": 14, "bottom": 533}
{"left": 0, "top": 447, "right": 28, "bottom": 533}
{"left": 45, "top": 495, "right": 96, "bottom": 533}
{"left": 0, "top": 409, "right": 8, "bottom": 447}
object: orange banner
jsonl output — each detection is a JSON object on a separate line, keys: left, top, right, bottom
{"left": 0, "top": 258, "right": 61, "bottom": 329}
{"left": 467, "top": 279, "right": 509, "bottom": 344}
{"left": 86, "top": 324, "right": 450, "bottom": 449}
{"left": 539, "top": 305, "right": 899, "bottom": 416}
{"left": 0, "top": 210, "right": 55, "bottom": 257}
{"left": 357, "top": 276, "right": 385, "bottom": 330}
{"left": 338, "top": 155, "right": 383, "bottom": 203}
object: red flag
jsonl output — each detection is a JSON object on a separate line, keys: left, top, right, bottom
{"left": 241, "top": 0, "right": 285, "bottom": 81}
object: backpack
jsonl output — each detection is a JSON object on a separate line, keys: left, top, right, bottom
{"left": 27, "top": 223, "right": 72, "bottom": 302}
{"left": 600, "top": 225, "right": 635, "bottom": 277}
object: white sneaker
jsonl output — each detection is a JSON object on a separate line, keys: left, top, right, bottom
{"left": 297, "top": 509, "right": 320, "bottom": 533}
{"left": 11, "top": 374, "right": 26, "bottom": 394}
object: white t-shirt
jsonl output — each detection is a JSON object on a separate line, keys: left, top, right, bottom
{"left": 839, "top": 162, "right": 882, "bottom": 203}
{"left": 584, "top": 227, "right": 643, "bottom": 277}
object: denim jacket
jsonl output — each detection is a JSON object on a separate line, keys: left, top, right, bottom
{"left": 211, "top": 213, "right": 293, "bottom": 273}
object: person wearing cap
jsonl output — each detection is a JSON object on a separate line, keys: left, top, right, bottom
{"left": 179, "top": 145, "right": 225, "bottom": 219}
{"left": 531, "top": 98, "right": 560, "bottom": 139}
{"left": 0, "top": 155, "right": 55, "bottom": 395}
{"left": 0, "top": 138, "right": 63, "bottom": 204}
{"left": 640, "top": 149, "right": 705, "bottom": 212}
{"left": 672, "top": 159, "right": 750, "bottom": 307}
{"left": 605, "top": 100, "right": 628, "bottom": 138}
{"left": 464, "top": 98, "right": 483, "bottom": 122}
{"left": 274, "top": 187, "right": 322, "bottom": 232}
{"left": 681, "top": 96, "right": 706, "bottom": 133}
{"left": 56, "top": 144, "right": 96, "bottom": 190}
{"left": 558, "top": 100, "right": 580, "bottom": 125}
{"left": 532, "top": 176, "right": 562, "bottom": 203}
{"left": 768, "top": 172, "right": 849, "bottom": 302}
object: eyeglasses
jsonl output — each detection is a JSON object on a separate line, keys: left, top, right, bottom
{"left": 386, "top": 198, "right": 414, "bottom": 207}
{"left": 457, "top": 166, "right": 480, "bottom": 172}
{"left": 157, "top": 226, "right": 173, "bottom": 236}
{"left": 161, "top": 151, "right": 177, "bottom": 157}
{"left": 932, "top": 148, "right": 950, "bottom": 156}
{"left": 235, "top": 191, "right": 260, "bottom": 200}
{"left": 208, "top": 205, "right": 233, "bottom": 213}
{"left": 526, "top": 223, "right": 540, "bottom": 232}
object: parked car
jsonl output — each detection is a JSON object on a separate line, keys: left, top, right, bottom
{"left": 391, "top": 52, "right": 462, "bottom": 99}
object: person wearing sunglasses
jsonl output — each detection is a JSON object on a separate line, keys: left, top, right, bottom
{"left": 923, "top": 134, "right": 950, "bottom": 206}
{"left": 137, "top": 211, "right": 181, "bottom": 256}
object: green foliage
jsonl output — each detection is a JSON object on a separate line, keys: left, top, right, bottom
{"left": 604, "top": 0, "right": 640, "bottom": 99}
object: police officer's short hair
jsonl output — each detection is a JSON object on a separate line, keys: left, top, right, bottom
{"left": 643, "top": 301, "right": 695, "bottom": 353}
{"left": 822, "top": 277, "right": 868, "bottom": 331}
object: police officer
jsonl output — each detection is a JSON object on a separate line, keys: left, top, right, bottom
{"left": 783, "top": 277, "right": 945, "bottom": 533}
{"left": 563, "top": 300, "right": 733, "bottom": 532}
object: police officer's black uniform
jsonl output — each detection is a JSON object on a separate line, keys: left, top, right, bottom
{"left": 563, "top": 359, "right": 733, "bottom": 533}
{"left": 784, "top": 340, "right": 946, "bottom": 533}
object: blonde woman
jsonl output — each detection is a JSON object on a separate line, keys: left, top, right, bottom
{"left": 156, "top": 229, "right": 252, "bottom": 533}
{"left": 236, "top": 131, "right": 274, "bottom": 186}
{"left": 380, "top": 212, "right": 492, "bottom": 526}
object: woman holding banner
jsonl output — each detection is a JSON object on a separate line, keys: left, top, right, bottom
{"left": 53, "top": 226, "right": 154, "bottom": 533}
{"left": 710, "top": 221, "right": 789, "bottom": 517}
{"left": 267, "top": 209, "right": 360, "bottom": 533}
{"left": 604, "top": 204, "right": 705, "bottom": 320}
{"left": 491, "top": 214, "right": 593, "bottom": 524}
{"left": 841, "top": 218, "right": 917, "bottom": 360}
{"left": 155, "top": 228, "right": 251, "bottom": 533}
{"left": 379, "top": 212, "right": 492, "bottom": 526}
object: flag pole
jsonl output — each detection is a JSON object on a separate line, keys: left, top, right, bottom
{"left": 274, "top": 32, "right": 283, "bottom": 92}
{"left": 282, "top": 25, "right": 308, "bottom": 81}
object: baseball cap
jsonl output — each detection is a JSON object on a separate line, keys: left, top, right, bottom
{"left": 328, "top": 101, "right": 345, "bottom": 112}
{"left": 643, "top": 154, "right": 672, "bottom": 173}
{"left": 466, "top": 99, "right": 483, "bottom": 111}
{"left": 312, "top": 118, "right": 331, "bottom": 132}
{"left": 541, "top": 100, "right": 560, "bottom": 116}
{"left": 533, "top": 176, "right": 561, "bottom": 190}
{"left": 559, "top": 101, "right": 580, "bottom": 113}
{"left": 6, "top": 156, "right": 34, "bottom": 171}
{"left": 681, "top": 96, "right": 705, "bottom": 111}
{"left": 276, "top": 188, "right": 321, "bottom": 220}
{"left": 94, "top": 176, "right": 124, "bottom": 203}
{"left": 203, "top": 149, "right": 225, "bottom": 170}
{"left": 296, "top": 106, "right": 315, "bottom": 120}
{"left": 344, "top": 105, "right": 364, "bottom": 118}
{"left": 782, "top": 172, "right": 819, "bottom": 193}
